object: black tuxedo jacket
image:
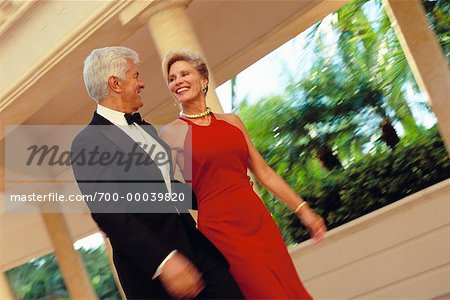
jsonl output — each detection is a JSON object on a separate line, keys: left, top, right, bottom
{"left": 71, "top": 112, "right": 227, "bottom": 298}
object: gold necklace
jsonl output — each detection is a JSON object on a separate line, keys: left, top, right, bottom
{"left": 180, "top": 107, "right": 211, "bottom": 119}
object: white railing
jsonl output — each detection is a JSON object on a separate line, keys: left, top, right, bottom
{"left": 290, "top": 178, "right": 450, "bottom": 299}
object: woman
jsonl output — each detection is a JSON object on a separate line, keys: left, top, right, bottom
{"left": 159, "top": 49, "right": 326, "bottom": 299}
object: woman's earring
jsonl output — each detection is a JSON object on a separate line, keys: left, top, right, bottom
{"left": 201, "top": 84, "right": 208, "bottom": 94}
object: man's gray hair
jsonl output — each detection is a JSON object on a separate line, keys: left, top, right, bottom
{"left": 83, "top": 46, "right": 140, "bottom": 102}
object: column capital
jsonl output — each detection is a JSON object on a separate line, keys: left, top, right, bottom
{"left": 146, "top": 0, "right": 224, "bottom": 113}
{"left": 151, "top": 0, "right": 193, "bottom": 15}
{"left": 120, "top": 0, "right": 193, "bottom": 26}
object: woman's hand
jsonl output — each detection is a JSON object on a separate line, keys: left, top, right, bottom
{"left": 297, "top": 205, "right": 327, "bottom": 243}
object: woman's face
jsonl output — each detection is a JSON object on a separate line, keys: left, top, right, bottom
{"left": 168, "top": 60, "right": 207, "bottom": 104}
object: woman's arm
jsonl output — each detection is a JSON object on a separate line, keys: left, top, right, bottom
{"left": 159, "top": 121, "right": 188, "bottom": 174}
{"left": 223, "top": 114, "right": 326, "bottom": 242}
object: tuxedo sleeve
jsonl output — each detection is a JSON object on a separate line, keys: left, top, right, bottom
{"left": 90, "top": 212, "right": 174, "bottom": 278}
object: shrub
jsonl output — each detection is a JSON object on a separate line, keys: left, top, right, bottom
{"left": 266, "top": 128, "right": 450, "bottom": 245}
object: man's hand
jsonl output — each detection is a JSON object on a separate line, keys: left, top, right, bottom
{"left": 159, "top": 252, "right": 205, "bottom": 299}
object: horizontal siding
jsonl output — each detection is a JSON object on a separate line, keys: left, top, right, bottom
{"left": 290, "top": 179, "right": 450, "bottom": 300}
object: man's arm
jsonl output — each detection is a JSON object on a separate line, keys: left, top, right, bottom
{"left": 71, "top": 129, "right": 205, "bottom": 298}
{"left": 71, "top": 133, "right": 174, "bottom": 276}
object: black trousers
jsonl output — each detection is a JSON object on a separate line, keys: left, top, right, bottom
{"left": 118, "top": 238, "right": 244, "bottom": 300}
{"left": 116, "top": 251, "right": 243, "bottom": 300}
{"left": 194, "top": 252, "right": 244, "bottom": 299}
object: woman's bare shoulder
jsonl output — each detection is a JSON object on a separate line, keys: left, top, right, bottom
{"left": 160, "top": 118, "right": 187, "bottom": 131}
{"left": 215, "top": 113, "right": 239, "bottom": 122}
{"left": 159, "top": 118, "right": 188, "bottom": 145}
{"left": 214, "top": 113, "right": 244, "bottom": 129}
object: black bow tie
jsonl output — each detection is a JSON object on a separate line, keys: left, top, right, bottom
{"left": 124, "top": 112, "right": 144, "bottom": 125}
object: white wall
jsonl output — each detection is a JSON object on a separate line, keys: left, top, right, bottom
{"left": 290, "top": 179, "right": 450, "bottom": 299}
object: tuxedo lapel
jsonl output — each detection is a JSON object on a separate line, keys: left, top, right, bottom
{"left": 139, "top": 122, "right": 175, "bottom": 178}
{"left": 90, "top": 112, "right": 164, "bottom": 180}
{"left": 89, "top": 112, "right": 187, "bottom": 213}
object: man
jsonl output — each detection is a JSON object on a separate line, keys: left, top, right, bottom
{"left": 71, "top": 46, "right": 243, "bottom": 299}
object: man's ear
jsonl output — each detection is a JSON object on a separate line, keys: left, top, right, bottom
{"left": 108, "top": 76, "right": 121, "bottom": 93}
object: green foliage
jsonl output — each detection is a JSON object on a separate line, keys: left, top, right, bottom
{"left": 245, "top": 119, "right": 449, "bottom": 245}
{"left": 79, "top": 247, "right": 121, "bottom": 300}
{"left": 423, "top": 0, "right": 450, "bottom": 62}
{"left": 328, "top": 127, "right": 450, "bottom": 229}
{"left": 6, "top": 254, "right": 68, "bottom": 300}
{"left": 6, "top": 246, "right": 121, "bottom": 300}
{"left": 236, "top": 0, "right": 450, "bottom": 246}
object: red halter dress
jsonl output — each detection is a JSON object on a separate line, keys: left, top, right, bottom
{"left": 180, "top": 114, "right": 312, "bottom": 299}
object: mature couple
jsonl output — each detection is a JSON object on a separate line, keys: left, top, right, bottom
{"left": 71, "top": 46, "right": 326, "bottom": 299}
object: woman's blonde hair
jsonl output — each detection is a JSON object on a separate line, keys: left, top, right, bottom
{"left": 162, "top": 49, "right": 209, "bottom": 93}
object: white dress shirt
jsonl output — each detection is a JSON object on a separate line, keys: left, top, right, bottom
{"left": 96, "top": 104, "right": 177, "bottom": 278}
{"left": 97, "top": 105, "right": 172, "bottom": 193}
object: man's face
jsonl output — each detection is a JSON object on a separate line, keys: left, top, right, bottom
{"left": 119, "top": 60, "right": 145, "bottom": 113}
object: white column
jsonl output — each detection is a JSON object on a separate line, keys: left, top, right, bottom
{"left": 0, "top": 272, "right": 15, "bottom": 300}
{"left": 383, "top": 0, "right": 450, "bottom": 153}
{"left": 147, "top": 0, "right": 223, "bottom": 113}
{"left": 41, "top": 213, "right": 98, "bottom": 299}
{"left": 0, "top": 126, "right": 12, "bottom": 300}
